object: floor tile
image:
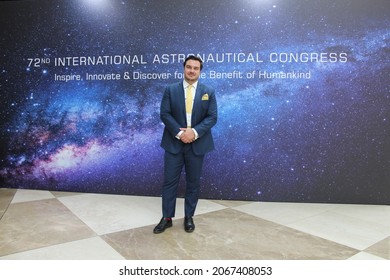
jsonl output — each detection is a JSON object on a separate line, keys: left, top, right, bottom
{"left": 348, "top": 252, "right": 386, "bottom": 260}
{"left": 11, "top": 189, "right": 55, "bottom": 204}
{"left": 102, "top": 208, "right": 359, "bottom": 260}
{"left": 210, "top": 199, "right": 253, "bottom": 208}
{"left": 364, "top": 236, "right": 390, "bottom": 260}
{"left": 58, "top": 193, "right": 226, "bottom": 235}
{"left": 190, "top": 198, "right": 227, "bottom": 216}
{"left": 1, "top": 189, "right": 388, "bottom": 260}
{"left": 235, "top": 202, "right": 390, "bottom": 252}
{"left": 50, "top": 191, "right": 85, "bottom": 198}
{"left": 331, "top": 204, "right": 390, "bottom": 228}
{"left": 233, "top": 201, "right": 340, "bottom": 226}
{"left": 0, "top": 198, "right": 96, "bottom": 257}
{"left": 286, "top": 210, "right": 390, "bottom": 250}
{"left": 0, "top": 188, "right": 16, "bottom": 219}
{"left": 0, "top": 237, "right": 125, "bottom": 260}
{"left": 58, "top": 193, "right": 161, "bottom": 235}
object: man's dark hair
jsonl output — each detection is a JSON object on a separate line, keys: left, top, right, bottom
{"left": 183, "top": 55, "right": 203, "bottom": 70}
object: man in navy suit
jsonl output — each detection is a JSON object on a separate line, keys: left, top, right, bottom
{"left": 153, "top": 55, "right": 218, "bottom": 233}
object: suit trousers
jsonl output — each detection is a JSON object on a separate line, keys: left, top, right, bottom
{"left": 162, "top": 144, "right": 205, "bottom": 218}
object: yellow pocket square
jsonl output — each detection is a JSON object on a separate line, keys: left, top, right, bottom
{"left": 201, "top": 93, "right": 209, "bottom": 101}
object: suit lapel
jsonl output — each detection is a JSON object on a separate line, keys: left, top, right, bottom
{"left": 177, "top": 83, "right": 185, "bottom": 117}
{"left": 194, "top": 84, "right": 202, "bottom": 110}
{"left": 191, "top": 83, "right": 203, "bottom": 122}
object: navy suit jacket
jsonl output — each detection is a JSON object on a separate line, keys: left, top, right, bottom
{"left": 160, "top": 81, "right": 217, "bottom": 156}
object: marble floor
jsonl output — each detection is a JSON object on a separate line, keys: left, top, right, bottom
{"left": 0, "top": 188, "right": 389, "bottom": 260}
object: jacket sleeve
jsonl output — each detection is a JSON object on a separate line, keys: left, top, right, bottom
{"left": 160, "top": 86, "right": 182, "bottom": 137}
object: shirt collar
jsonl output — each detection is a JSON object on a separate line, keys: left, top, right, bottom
{"left": 183, "top": 80, "right": 198, "bottom": 90}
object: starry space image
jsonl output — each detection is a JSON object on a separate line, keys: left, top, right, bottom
{"left": 0, "top": 0, "right": 389, "bottom": 204}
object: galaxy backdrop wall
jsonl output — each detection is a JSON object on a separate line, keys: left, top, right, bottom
{"left": 0, "top": 0, "right": 389, "bottom": 204}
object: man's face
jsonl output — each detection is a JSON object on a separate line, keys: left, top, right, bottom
{"left": 184, "top": 59, "right": 201, "bottom": 84}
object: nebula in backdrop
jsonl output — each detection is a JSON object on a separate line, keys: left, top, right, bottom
{"left": 0, "top": 0, "right": 389, "bottom": 204}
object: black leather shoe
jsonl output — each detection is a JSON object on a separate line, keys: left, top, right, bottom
{"left": 153, "top": 218, "right": 172, "bottom": 234}
{"left": 184, "top": 216, "right": 195, "bottom": 233}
